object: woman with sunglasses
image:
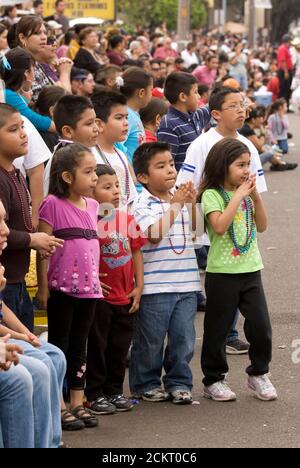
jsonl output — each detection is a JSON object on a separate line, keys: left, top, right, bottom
{"left": 16, "top": 15, "right": 72, "bottom": 102}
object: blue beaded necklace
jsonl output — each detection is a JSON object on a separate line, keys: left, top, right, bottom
{"left": 219, "top": 187, "right": 256, "bottom": 255}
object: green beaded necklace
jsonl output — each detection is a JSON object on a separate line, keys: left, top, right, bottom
{"left": 219, "top": 187, "right": 256, "bottom": 255}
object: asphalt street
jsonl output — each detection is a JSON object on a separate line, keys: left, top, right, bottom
{"left": 64, "top": 114, "right": 300, "bottom": 449}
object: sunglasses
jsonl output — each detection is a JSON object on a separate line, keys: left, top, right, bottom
{"left": 47, "top": 36, "right": 57, "bottom": 46}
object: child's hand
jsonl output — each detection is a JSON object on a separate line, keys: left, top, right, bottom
{"left": 99, "top": 273, "right": 112, "bottom": 297}
{"left": 172, "top": 183, "right": 196, "bottom": 206}
{"left": 0, "top": 338, "right": 23, "bottom": 371}
{"left": 128, "top": 287, "right": 142, "bottom": 314}
{"left": 235, "top": 177, "right": 256, "bottom": 200}
{"left": 24, "top": 332, "right": 41, "bottom": 348}
{"left": 172, "top": 185, "right": 188, "bottom": 206}
{"left": 184, "top": 181, "right": 198, "bottom": 205}
{"left": 30, "top": 233, "right": 64, "bottom": 256}
{"left": 248, "top": 174, "right": 260, "bottom": 201}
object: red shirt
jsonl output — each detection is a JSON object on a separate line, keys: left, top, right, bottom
{"left": 145, "top": 129, "right": 157, "bottom": 142}
{"left": 267, "top": 76, "right": 280, "bottom": 102}
{"left": 97, "top": 210, "right": 147, "bottom": 305}
{"left": 277, "top": 44, "right": 293, "bottom": 71}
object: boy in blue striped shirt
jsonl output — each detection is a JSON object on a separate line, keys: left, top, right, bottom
{"left": 157, "top": 72, "right": 211, "bottom": 172}
{"left": 129, "top": 142, "right": 203, "bottom": 405}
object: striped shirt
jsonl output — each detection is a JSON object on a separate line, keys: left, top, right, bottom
{"left": 157, "top": 105, "right": 211, "bottom": 172}
{"left": 133, "top": 188, "right": 201, "bottom": 295}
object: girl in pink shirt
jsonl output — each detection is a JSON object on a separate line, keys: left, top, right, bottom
{"left": 37, "top": 143, "right": 102, "bottom": 431}
{"left": 192, "top": 55, "right": 219, "bottom": 89}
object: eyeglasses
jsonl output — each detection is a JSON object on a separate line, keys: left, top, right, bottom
{"left": 223, "top": 102, "right": 246, "bottom": 112}
{"left": 152, "top": 67, "right": 160, "bottom": 71}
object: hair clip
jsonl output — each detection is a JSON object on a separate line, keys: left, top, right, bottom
{"left": 0, "top": 55, "right": 11, "bottom": 71}
{"left": 115, "top": 75, "right": 124, "bottom": 89}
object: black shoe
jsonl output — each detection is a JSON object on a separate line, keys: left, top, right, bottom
{"left": 270, "top": 163, "right": 297, "bottom": 171}
{"left": 84, "top": 396, "right": 116, "bottom": 415}
{"left": 71, "top": 405, "right": 98, "bottom": 428}
{"left": 285, "top": 162, "right": 298, "bottom": 170}
{"left": 61, "top": 409, "right": 85, "bottom": 431}
{"left": 109, "top": 394, "right": 134, "bottom": 412}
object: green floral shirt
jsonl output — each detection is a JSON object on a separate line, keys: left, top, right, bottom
{"left": 202, "top": 189, "right": 263, "bottom": 274}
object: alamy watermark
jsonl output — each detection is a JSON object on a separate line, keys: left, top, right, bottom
{"left": 291, "top": 339, "right": 300, "bottom": 364}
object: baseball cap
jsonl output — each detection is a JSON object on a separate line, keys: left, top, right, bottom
{"left": 47, "top": 20, "right": 63, "bottom": 30}
{"left": 152, "top": 87, "right": 164, "bottom": 99}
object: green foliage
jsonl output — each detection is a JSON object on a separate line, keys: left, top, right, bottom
{"left": 118, "top": 0, "right": 207, "bottom": 31}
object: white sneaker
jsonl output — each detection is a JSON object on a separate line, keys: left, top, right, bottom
{"left": 141, "top": 388, "right": 170, "bottom": 402}
{"left": 204, "top": 380, "right": 236, "bottom": 402}
{"left": 170, "top": 390, "right": 193, "bottom": 405}
{"left": 248, "top": 375, "right": 278, "bottom": 401}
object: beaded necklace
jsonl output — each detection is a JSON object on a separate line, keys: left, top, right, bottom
{"left": 158, "top": 194, "right": 186, "bottom": 255}
{"left": 96, "top": 145, "right": 130, "bottom": 204}
{"left": 0, "top": 166, "right": 33, "bottom": 232}
{"left": 219, "top": 187, "right": 255, "bottom": 255}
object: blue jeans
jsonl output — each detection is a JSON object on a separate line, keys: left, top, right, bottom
{"left": 231, "top": 72, "right": 248, "bottom": 90}
{"left": 0, "top": 359, "right": 48, "bottom": 448}
{"left": 0, "top": 422, "right": 3, "bottom": 448}
{"left": 129, "top": 292, "right": 197, "bottom": 394}
{"left": 226, "top": 310, "right": 239, "bottom": 343}
{"left": 277, "top": 139, "right": 288, "bottom": 154}
{"left": 2, "top": 282, "right": 34, "bottom": 332}
{"left": 9, "top": 339, "right": 66, "bottom": 448}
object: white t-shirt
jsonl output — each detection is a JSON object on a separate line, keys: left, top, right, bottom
{"left": 94, "top": 146, "right": 138, "bottom": 208}
{"left": 177, "top": 127, "right": 267, "bottom": 245}
{"left": 13, "top": 116, "right": 51, "bottom": 178}
{"left": 181, "top": 49, "right": 199, "bottom": 69}
{"left": 177, "top": 127, "right": 267, "bottom": 193}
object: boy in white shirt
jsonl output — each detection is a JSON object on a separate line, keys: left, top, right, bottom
{"left": 178, "top": 87, "right": 267, "bottom": 193}
{"left": 91, "top": 89, "right": 138, "bottom": 209}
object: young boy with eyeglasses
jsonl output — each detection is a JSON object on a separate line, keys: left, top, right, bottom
{"left": 177, "top": 86, "right": 267, "bottom": 193}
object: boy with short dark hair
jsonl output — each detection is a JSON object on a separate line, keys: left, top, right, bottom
{"left": 91, "top": 89, "right": 138, "bottom": 208}
{"left": 0, "top": 103, "right": 63, "bottom": 330}
{"left": 129, "top": 141, "right": 203, "bottom": 404}
{"left": 44, "top": 94, "right": 100, "bottom": 192}
{"left": 157, "top": 71, "right": 211, "bottom": 172}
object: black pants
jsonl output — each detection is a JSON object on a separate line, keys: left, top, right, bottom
{"left": 47, "top": 290, "right": 96, "bottom": 390}
{"left": 278, "top": 69, "right": 293, "bottom": 107}
{"left": 201, "top": 271, "right": 272, "bottom": 386}
{"left": 86, "top": 300, "right": 135, "bottom": 400}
